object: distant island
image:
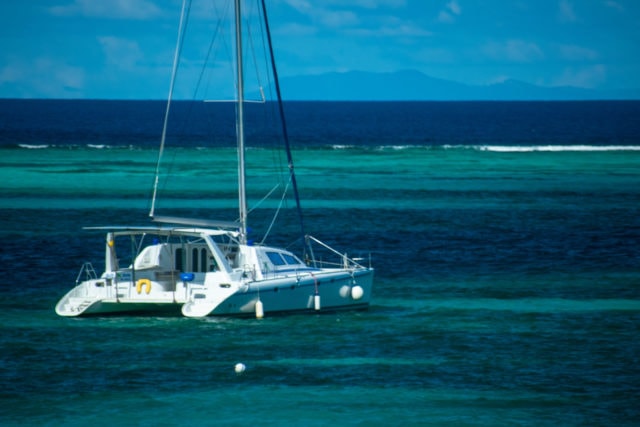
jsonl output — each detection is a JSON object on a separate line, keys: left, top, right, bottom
{"left": 275, "top": 70, "right": 640, "bottom": 101}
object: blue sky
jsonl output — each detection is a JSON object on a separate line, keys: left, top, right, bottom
{"left": 1, "top": 0, "right": 639, "bottom": 99}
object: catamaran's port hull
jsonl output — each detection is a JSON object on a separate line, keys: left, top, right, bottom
{"left": 80, "top": 301, "right": 183, "bottom": 316}
{"left": 63, "top": 300, "right": 370, "bottom": 318}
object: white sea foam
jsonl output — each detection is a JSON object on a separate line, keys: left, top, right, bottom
{"left": 18, "top": 144, "right": 50, "bottom": 149}
{"left": 333, "top": 144, "right": 640, "bottom": 152}
{"left": 13, "top": 143, "right": 640, "bottom": 153}
{"left": 375, "top": 145, "right": 415, "bottom": 151}
{"left": 478, "top": 145, "right": 640, "bottom": 152}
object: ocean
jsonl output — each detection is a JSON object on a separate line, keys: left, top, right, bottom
{"left": 1, "top": 99, "right": 639, "bottom": 426}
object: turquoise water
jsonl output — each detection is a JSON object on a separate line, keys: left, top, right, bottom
{"left": 2, "top": 101, "right": 640, "bottom": 425}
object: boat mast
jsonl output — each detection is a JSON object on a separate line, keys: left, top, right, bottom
{"left": 235, "top": 0, "right": 248, "bottom": 244}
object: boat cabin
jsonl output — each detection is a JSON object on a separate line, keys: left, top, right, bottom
{"left": 97, "top": 227, "right": 312, "bottom": 286}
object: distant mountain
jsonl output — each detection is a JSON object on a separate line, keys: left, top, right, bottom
{"left": 276, "top": 70, "right": 639, "bottom": 101}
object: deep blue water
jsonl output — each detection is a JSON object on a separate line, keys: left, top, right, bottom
{"left": 3, "top": 99, "right": 640, "bottom": 148}
{"left": 1, "top": 100, "right": 640, "bottom": 426}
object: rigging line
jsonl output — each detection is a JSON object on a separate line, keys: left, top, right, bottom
{"left": 193, "top": 0, "right": 229, "bottom": 100}
{"left": 256, "top": 0, "right": 273, "bottom": 101}
{"left": 150, "top": 0, "right": 192, "bottom": 218}
{"left": 259, "top": 0, "right": 306, "bottom": 240}
{"left": 247, "top": 181, "right": 283, "bottom": 215}
{"left": 252, "top": 1, "right": 288, "bottom": 198}
{"left": 244, "top": 0, "right": 265, "bottom": 100}
{"left": 259, "top": 177, "right": 292, "bottom": 245}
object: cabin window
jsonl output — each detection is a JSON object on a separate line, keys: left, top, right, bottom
{"left": 192, "top": 248, "right": 199, "bottom": 271}
{"left": 282, "top": 253, "right": 301, "bottom": 265}
{"left": 200, "top": 248, "right": 215, "bottom": 273}
{"left": 266, "top": 251, "right": 286, "bottom": 266}
{"left": 175, "top": 248, "right": 183, "bottom": 271}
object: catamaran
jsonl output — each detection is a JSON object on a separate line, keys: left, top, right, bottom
{"left": 55, "top": 0, "right": 374, "bottom": 318}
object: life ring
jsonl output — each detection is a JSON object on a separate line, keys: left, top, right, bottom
{"left": 136, "top": 278, "right": 152, "bottom": 294}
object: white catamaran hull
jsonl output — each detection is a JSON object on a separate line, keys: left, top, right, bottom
{"left": 56, "top": 267, "right": 373, "bottom": 318}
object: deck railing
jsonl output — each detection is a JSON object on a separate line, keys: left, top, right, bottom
{"left": 75, "top": 262, "right": 98, "bottom": 285}
{"left": 305, "top": 235, "right": 370, "bottom": 270}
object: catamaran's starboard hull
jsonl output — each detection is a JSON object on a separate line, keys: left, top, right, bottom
{"left": 209, "top": 270, "right": 373, "bottom": 317}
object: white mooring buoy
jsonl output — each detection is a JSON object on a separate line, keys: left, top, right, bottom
{"left": 255, "top": 300, "right": 264, "bottom": 319}
{"left": 234, "top": 363, "right": 246, "bottom": 374}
